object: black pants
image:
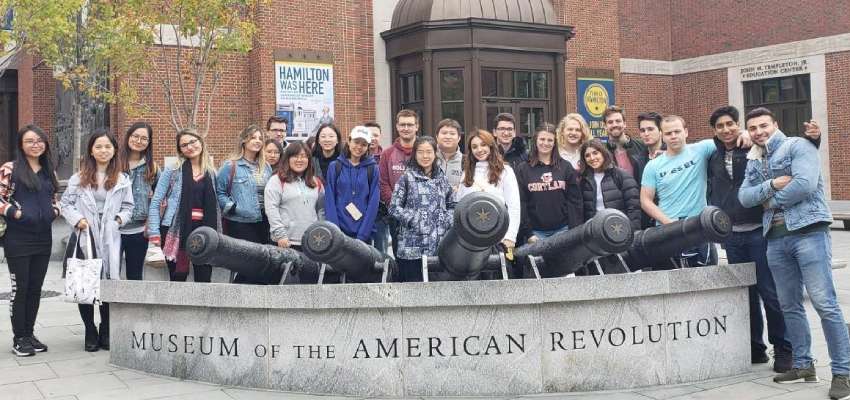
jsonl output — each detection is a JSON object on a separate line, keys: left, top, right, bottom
{"left": 228, "top": 219, "right": 272, "bottom": 284}
{"left": 121, "top": 232, "right": 148, "bottom": 280}
{"left": 160, "top": 224, "right": 212, "bottom": 282}
{"left": 78, "top": 302, "right": 108, "bottom": 333}
{"left": 6, "top": 254, "right": 50, "bottom": 339}
{"left": 397, "top": 258, "right": 424, "bottom": 282}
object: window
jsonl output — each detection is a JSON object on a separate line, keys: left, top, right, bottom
{"left": 1, "top": 8, "right": 11, "bottom": 30}
{"left": 440, "top": 69, "right": 464, "bottom": 130}
{"left": 400, "top": 72, "right": 424, "bottom": 123}
{"left": 481, "top": 69, "right": 549, "bottom": 100}
{"left": 744, "top": 74, "right": 811, "bottom": 137}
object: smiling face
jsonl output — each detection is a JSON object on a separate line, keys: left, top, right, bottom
{"left": 91, "top": 136, "right": 116, "bottom": 165}
{"left": 563, "top": 119, "right": 584, "bottom": 146}
{"left": 288, "top": 149, "right": 309, "bottom": 174}
{"left": 264, "top": 142, "right": 281, "bottom": 166}
{"left": 495, "top": 120, "right": 515, "bottom": 147}
{"left": 396, "top": 116, "right": 418, "bottom": 142}
{"left": 127, "top": 127, "right": 150, "bottom": 153}
{"left": 584, "top": 146, "right": 605, "bottom": 172}
{"left": 178, "top": 134, "right": 203, "bottom": 160}
{"left": 243, "top": 131, "right": 264, "bottom": 157}
{"left": 21, "top": 130, "right": 46, "bottom": 160}
{"left": 713, "top": 115, "right": 740, "bottom": 148}
{"left": 268, "top": 122, "right": 287, "bottom": 141}
{"left": 536, "top": 131, "right": 555, "bottom": 159}
{"left": 470, "top": 136, "right": 491, "bottom": 162}
{"left": 348, "top": 138, "right": 369, "bottom": 160}
{"left": 436, "top": 126, "right": 460, "bottom": 153}
{"left": 415, "top": 142, "right": 436, "bottom": 170}
{"left": 318, "top": 127, "right": 339, "bottom": 153}
{"left": 746, "top": 115, "right": 778, "bottom": 146}
{"left": 604, "top": 112, "right": 625, "bottom": 140}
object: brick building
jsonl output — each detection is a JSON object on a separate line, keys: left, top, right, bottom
{"left": 3, "top": 0, "right": 849, "bottom": 199}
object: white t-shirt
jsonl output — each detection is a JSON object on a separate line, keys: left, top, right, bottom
{"left": 456, "top": 161, "right": 521, "bottom": 242}
{"left": 594, "top": 172, "right": 605, "bottom": 211}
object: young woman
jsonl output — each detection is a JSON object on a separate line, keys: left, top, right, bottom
{"left": 217, "top": 125, "right": 272, "bottom": 237}
{"left": 0, "top": 125, "right": 60, "bottom": 356}
{"left": 60, "top": 130, "right": 134, "bottom": 352}
{"left": 118, "top": 122, "right": 159, "bottom": 281}
{"left": 264, "top": 139, "right": 283, "bottom": 171}
{"left": 515, "top": 124, "right": 583, "bottom": 244}
{"left": 147, "top": 128, "right": 221, "bottom": 283}
{"left": 325, "top": 126, "right": 380, "bottom": 243}
{"left": 389, "top": 136, "right": 454, "bottom": 282}
{"left": 266, "top": 141, "right": 324, "bottom": 251}
{"left": 456, "top": 130, "right": 521, "bottom": 252}
{"left": 310, "top": 123, "right": 342, "bottom": 180}
{"left": 579, "top": 139, "right": 641, "bottom": 231}
{"left": 556, "top": 113, "right": 593, "bottom": 169}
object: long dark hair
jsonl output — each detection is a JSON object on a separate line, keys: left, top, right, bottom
{"left": 264, "top": 138, "right": 284, "bottom": 169}
{"left": 406, "top": 136, "right": 440, "bottom": 176}
{"left": 462, "top": 129, "right": 504, "bottom": 187}
{"left": 79, "top": 129, "right": 121, "bottom": 190}
{"left": 528, "top": 123, "right": 560, "bottom": 168}
{"left": 14, "top": 124, "right": 58, "bottom": 192}
{"left": 119, "top": 122, "right": 159, "bottom": 184}
{"left": 578, "top": 139, "right": 614, "bottom": 174}
{"left": 310, "top": 123, "right": 342, "bottom": 159}
{"left": 279, "top": 141, "right": 319, "bottom": 189}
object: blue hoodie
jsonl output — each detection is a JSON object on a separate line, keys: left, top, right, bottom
{"left": 325, "top": 155, "right": 380, "bottom": 241}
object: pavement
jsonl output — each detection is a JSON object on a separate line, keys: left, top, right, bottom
{"left": 0, "top": 221, "right": 849, "bottom": 400}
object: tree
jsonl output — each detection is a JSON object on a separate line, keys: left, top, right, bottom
{"left": 148, "top": 0, "right": 259, "bottom": 136}
{"left": 0, "top": 0, "right": 153, "bottom": 171}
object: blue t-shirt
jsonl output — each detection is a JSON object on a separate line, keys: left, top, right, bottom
{"left": 641, "top": 139, "right": 715, "bottom": 221}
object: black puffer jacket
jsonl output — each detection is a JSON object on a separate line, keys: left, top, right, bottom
{"left": 580, "top": 167, "right": 641, "bottom": 231}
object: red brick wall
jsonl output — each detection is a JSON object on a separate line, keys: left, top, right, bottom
{"left": 618, "top": 73, "right": 674, "bottom": 126}
{"left": 671, "top": 69, "right": 728, "bottom": 141}
{"left": 16, "top": 54, "right": 56, "bottom": 138}
{"left": 618, "top": 0, "right": 672, "bottom": 60}
{"left": 826, "top": 51, "right": 850, "bottom": 200}
{"left": 554, "top": 0, "right": 622, "bottom": 113}
{"left": 670, "top": 0, "right": 850, "bottom": 60}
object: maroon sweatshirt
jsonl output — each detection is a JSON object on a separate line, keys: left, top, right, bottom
{"left": 378, "top": 141, "right": 413, "bottom": 204}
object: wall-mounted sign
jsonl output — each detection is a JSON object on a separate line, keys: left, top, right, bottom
{"left": 577, "top": 77, "right": 615, "bottom": 140}
{"left": 739, "top": 57, "right": 810, "bottom": 81}
{"left": 274, "top": 61, "right": 335, "bottom": 142}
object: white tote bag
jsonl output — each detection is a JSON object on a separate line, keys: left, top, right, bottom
{"left": 64, "top": 229, "right": 103, "bottom": 305}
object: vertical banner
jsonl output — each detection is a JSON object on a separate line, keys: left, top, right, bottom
{"left": 275, "top": 61, "right": 335, "bottom": 142}
{"left": 576, "top": 77, "right": 615, "bottom": 140}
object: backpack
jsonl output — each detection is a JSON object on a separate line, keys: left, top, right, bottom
{"left": 333, "top": 162, "right": 375, "bottom": 191}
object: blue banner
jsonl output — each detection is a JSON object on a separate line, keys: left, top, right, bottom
{"left": 577, "top": 78, "right": 615, "bottom": 140}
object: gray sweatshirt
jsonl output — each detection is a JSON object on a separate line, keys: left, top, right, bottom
{"left": 264, "top": 175, "right": 325, "bottom": 245}
{"left": 437, "top": 148, "right": 463, "bottom": 193}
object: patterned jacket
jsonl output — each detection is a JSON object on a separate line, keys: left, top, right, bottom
{"left": 388, "top": 166, "right": 454, "bottom": 260}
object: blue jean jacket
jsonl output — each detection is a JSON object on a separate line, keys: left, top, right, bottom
{"left": 738, "top": 130, "right": 832, "bottom": 236}
{"left": 127, "top": 161, "right": 157, "bottom": 223}
{"left": 146, "top": 166, "right": 183, "bottom": 238}
{"left": 215, "top": 158, "right": 272, "bottom": 223}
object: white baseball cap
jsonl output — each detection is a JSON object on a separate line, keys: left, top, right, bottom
{"left": 350, "top": 126, "right": 372, "bottom": 142}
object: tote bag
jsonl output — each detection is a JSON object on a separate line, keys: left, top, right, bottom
{"left": 63, "top": 229, "right": 103, "bottom": 305}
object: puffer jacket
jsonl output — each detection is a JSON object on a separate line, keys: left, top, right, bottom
{"left": 388, "top": 166, "right": 454, "bottom": 259}
{"left": 580, "top": 167, "right": 642, "bottom": 231}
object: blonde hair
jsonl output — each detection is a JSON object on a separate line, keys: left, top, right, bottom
{"left": 176, "top": 128, "right": 216, "bottom": 174}
{"left": 227, "top": 124, "right": 268, "bottom": 172}
{"left": 556, "top": 113, "right": 593, "bottom": 151}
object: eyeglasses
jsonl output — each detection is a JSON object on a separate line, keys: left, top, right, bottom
{"left": 179, "top": 138, "right": 200, "bottom": 149}
{"left": 23, "top": 139, "right": 45, "bottom": 146}
{"left": 129, "top": 134, "right": 149, "bottom": 143}
{"left": 495, "top": 127, "right": 515, "bottom": 132}
{"left": 290, "top": 154, "right": 309, "bottom": 160}
{"left": 269, "top": 129, "right": 286, "bottom": 133}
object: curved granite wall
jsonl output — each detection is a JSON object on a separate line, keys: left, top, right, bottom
{"left": 102, "top": 263, "right": 755, "bottom": 397}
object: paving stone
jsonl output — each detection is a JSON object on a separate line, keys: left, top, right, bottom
{"left": 111, "top": 369, "right": 176, "bottom": 388}
{"left": 35, "top": 372, "right": 127, "bottom": 397}
{"left": 74, "top": 381, "right": 222, "bottom": 400}
{"left": 225, "top": 388, "right": 360, "bottom": 399}
{"left": 667, "top": 381, "right": 786, "bottom": 399}
{"left": 636, "top": 384, "right": 704, "bottom": 399}
{"left": 0, "top": 363, "right": 57, "bottom": 385}
{"left": 0, "top": 381, "right": 44, "bottom": 400}
{"left": 47, "top": 353, "right": 117, "bottom": 377}
{"left": 157, "top": 390, "right": 235, "bottom": 400}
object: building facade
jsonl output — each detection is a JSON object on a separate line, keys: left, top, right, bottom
{"left": 5, "top": 0, "right": 850, "bottom": 199}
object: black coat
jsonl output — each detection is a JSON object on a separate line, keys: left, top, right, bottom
{"left": 580, "top": 167, "right": 642, "bottom": 231}
{"left": 605, "top": 136, "right": 649, "bottom": 185}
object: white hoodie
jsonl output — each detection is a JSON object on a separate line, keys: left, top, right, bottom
{"left": 456, "top": 161, "right": 521, "bottom": 242}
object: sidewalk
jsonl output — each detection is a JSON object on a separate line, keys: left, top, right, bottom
{"left": 0, "top": 223, "right": 848, "bottom": 400}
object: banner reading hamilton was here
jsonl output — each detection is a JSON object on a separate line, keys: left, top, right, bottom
{"left": 275, "top": 61, "right": 335, "bottom": 142}
{"left": 577, "top": 77, "right": 615, "bottom": 140}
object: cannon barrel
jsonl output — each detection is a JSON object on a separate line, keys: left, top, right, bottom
{"left": 301, "top": 221, "right": 395, "bottom": 283}
{"left": 436, "top": 192, "right": 509, "bottom": 280}
{"left": 624, "top": 206, "right": 731, "bottom": 270}
{"left": 514, "top": 209, "right": 634, "bottom": 278}
{"left": 187, "top": 226, "right": 305, "bottom": 283}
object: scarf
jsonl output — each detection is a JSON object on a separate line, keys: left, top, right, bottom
{"left": 163, "top": 161, "right": 221, "bottom": 273}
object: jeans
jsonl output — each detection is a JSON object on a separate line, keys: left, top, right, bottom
{"left": 767, "top": 230, "right": 850, "bottom": 374}
{"left": 372, "top": 219, "right": 390, "bottom": 254}
{"left": 6, "top": 254, "right": 50, "bottom": 338}
{"left": 397, "top": 258, "right": 424, "bottom": 283}
{"left": 679, "top": 242, "right": 718, "bottom": 268}
{"left": 531, "top": 224, "right": 569, "bottom": 240}
{"left": 121, "top": 232, "right": 148, "bottom": 280}
{"left": 724, "top": 229, "right": 790, "bottom": 355}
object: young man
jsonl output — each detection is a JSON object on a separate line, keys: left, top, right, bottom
{"left": 364, "top": 121, "right": 387, "bottom": 252}
{"left": 707, "top": 106, "right": 793, "bottom": 371}
{"left": 493, "top": 113, "right": 528, "bottom": 165}
{"left": 434, "top": 118, "right": 463, "bottom": 193}
{"left": 379, "top": 110, "right": 418, "bottom": 254}
{"left": 363, "top": 121, "right": 384, "bottom": 164}
{"left": 267, "top": 116, "right": 288, "bottom": 143}
{"left": 739, "top": 107, "right": 849, "bottom": 400}
{"left": 604, "top": 106, "right": 648, "bottom": 184}
{"left": 637, "top": 111, "right": 664, "bottom": 160}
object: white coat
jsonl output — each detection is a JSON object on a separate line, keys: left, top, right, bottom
{"left": 60, "top": 173, "right": 134, "bottom": 280}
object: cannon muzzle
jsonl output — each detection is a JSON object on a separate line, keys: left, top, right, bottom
{"left": 301, "top": 221, "right": 395, "bottom": 283}
{"left": 436, "top": 192, "right": 509, "bottom": 280}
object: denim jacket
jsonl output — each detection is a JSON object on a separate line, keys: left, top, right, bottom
{"left": 146, "top": 165, "right": 183, "bottom": 239}
{"left": 215, "top": 158, "right": 272, "bottom": 223}
{"left": 738, "top": 130, "right": 832, "bottom": 236}
{"left": 127, "top": 160, "right": 158, "bottom": 223}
